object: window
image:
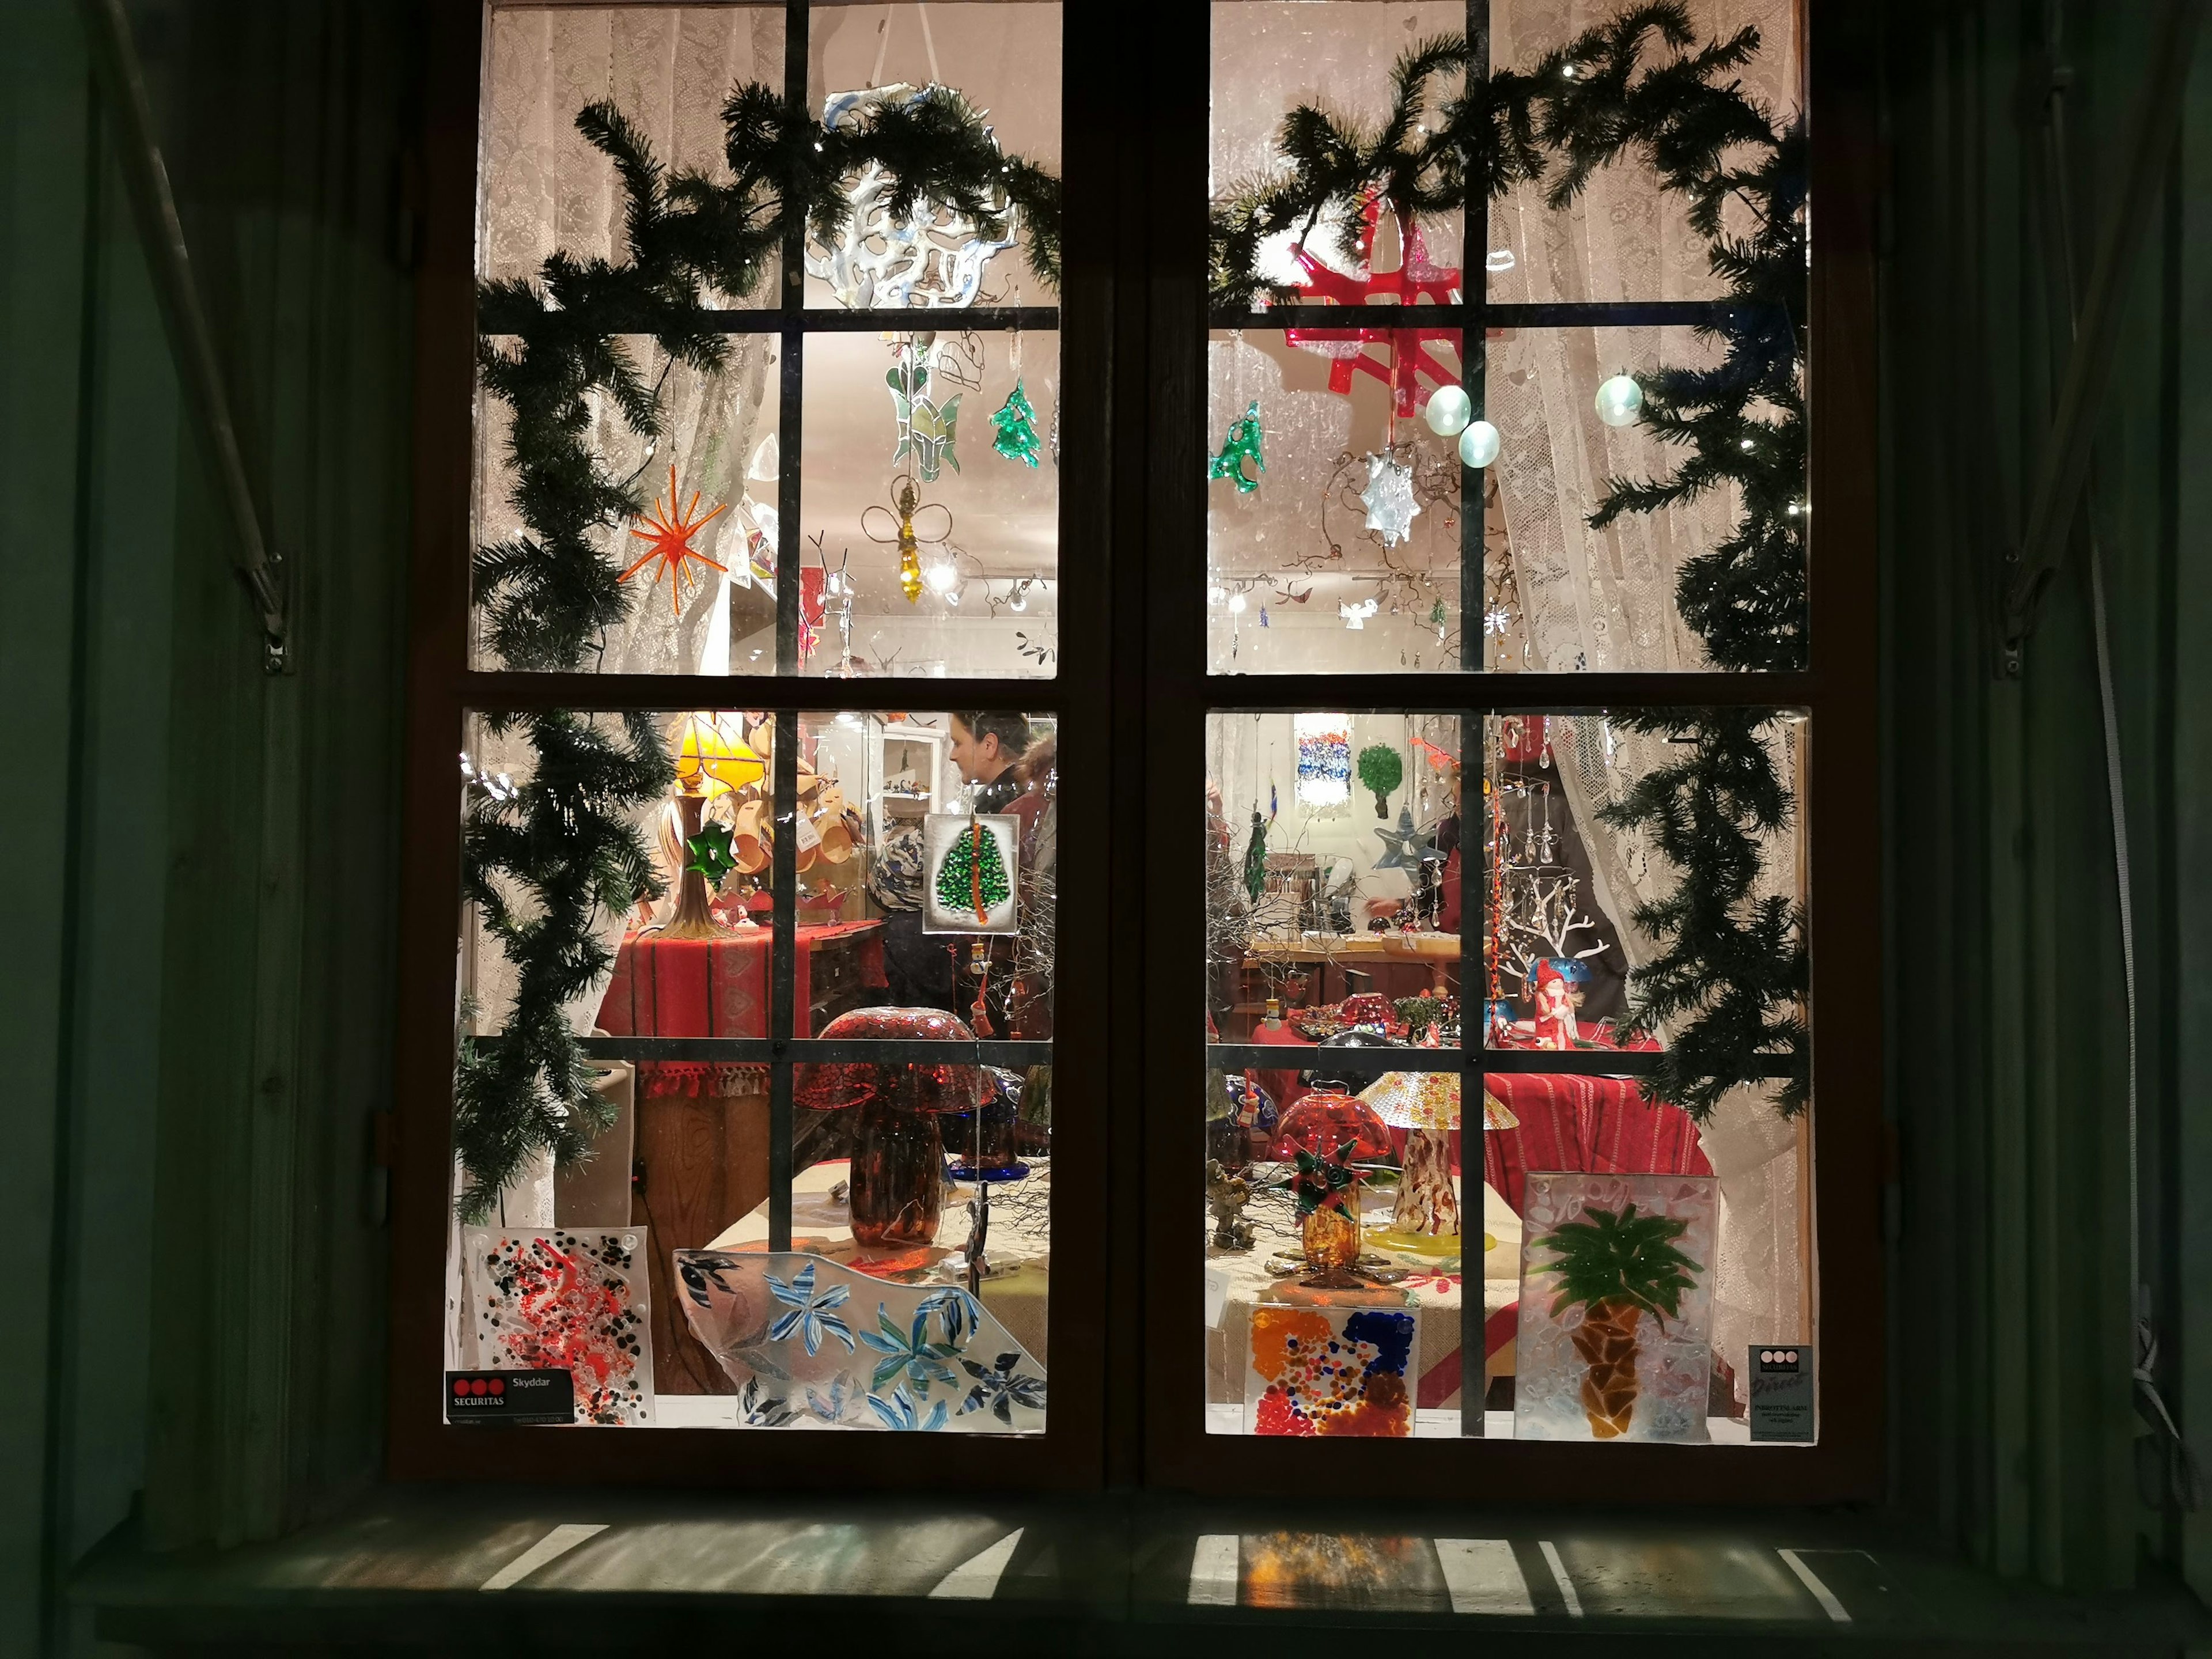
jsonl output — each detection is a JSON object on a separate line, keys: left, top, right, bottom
{"left": 395, "top": 0, "right": 1878, "bottom": 1495}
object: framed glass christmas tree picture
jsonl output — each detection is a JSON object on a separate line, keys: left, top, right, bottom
{"left": 922, "top": 812, "right": 1021, "bottom": 935}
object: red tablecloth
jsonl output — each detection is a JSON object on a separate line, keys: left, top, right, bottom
{"left": 596, "top": 922, "right": 887, "bottom": 1096}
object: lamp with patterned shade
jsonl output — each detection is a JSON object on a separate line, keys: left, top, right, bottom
{"left": 1357, "top": 1070, "right": 1518, "bottom": 1255}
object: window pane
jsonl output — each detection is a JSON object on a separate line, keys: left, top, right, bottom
{"left": 1209, "top": 3, "right": 1465, "bottom": 303}
{"left": 800, "top": 333, "right": 1060, "bottom": 679}
{"left": 1479, "top": 710, "right": 1806, "bottom": 1058}
{"left": 1203, "top": 713, "right": 1471, "bottom": 1435}
{"left": 1484, "top": 1, "right": 1805, "bottom": 309}
{"left": 1207, "top": 330, "right": 1472, "bottom": 675}
{"left": 480, "top": 6, "right": 785, "bottom": 310}
{"left": 806, "top": 4, "right": 1063, "bottom": 310}
{"left": 1201, "top": 711, "right": 1813, "bottom": 1440}
{"left": 473, "top": 339, "right": 783, "bottom": 675}
{"left": 450, "top": 706, "right": 1055, "bottom": 1433}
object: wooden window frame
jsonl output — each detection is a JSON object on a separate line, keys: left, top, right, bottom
{"left": 387, "top": 0, "right": 1880, "bottom": 1502}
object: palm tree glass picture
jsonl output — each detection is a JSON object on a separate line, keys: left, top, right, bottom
{"left": 1513, "top": 1173, "right": 1718, "bottom": 1442}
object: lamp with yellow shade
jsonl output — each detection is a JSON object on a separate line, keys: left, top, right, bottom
{"left": 657, "top": 712, "right": 765, "bottom": 938}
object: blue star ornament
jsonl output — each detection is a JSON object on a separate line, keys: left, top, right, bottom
{"left": 1373, "top": 808, "right": 1439, "bottom": 874}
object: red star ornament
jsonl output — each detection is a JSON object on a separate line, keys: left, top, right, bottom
{"left": 1282, "top": 199, "right": 1479, "bottom": 418}
{"left": 620, "top": 465, "right": 730, "bottom": 616}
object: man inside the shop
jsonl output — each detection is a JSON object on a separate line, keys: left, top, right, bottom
{"left": 949, "top": 710, "right": 1033, "bottom": 814}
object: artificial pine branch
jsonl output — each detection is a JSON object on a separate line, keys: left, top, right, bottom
{"left": 460, "top": 85, "right": 1058, "bottom": 1217}
{"left": 1211, "top": 2, "right": 1811, "bottom": 1116}
{"left": 1594, "top": 710, "right": 1809, "bottom": 1119}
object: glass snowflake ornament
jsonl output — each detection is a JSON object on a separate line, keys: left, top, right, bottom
{"left": 1358, "top": 450, "right": 1420, "bottom": 547}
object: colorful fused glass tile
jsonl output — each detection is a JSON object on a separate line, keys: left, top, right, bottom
{"left": 1245, "top": 1304, "right": 1416, "bottom": 1437}
{"left": 1293, "top": 714, "right": 1352, "bottom": 809}
{"left": 464, "top": 1227, "right": 654, "bottom": 1426}
{"left": 672, "top": 1250, "right": 1047, "bottom": 1433}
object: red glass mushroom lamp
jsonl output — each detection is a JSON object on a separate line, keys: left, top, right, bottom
{"left": 794, "top": 1007, "right": 986, "bottom": 1258}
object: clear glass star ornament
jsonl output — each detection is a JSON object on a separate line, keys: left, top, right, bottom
{"left": 1358, "top": 449, "right": 1420, "bottom": 547}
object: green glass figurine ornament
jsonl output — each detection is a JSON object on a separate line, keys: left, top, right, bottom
{"left": 1243, "top": 809, "right": 1268, "bottom": 905}
{"left": 1208, "top": 399, "right": 1266, "bottom": 494}
{"left": 990, "top": 378, "right": 1042, "bottom": 468}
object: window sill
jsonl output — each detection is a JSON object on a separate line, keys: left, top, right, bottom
{"left": 74, "top": 1487, "right": 2208, "bottom": 1652}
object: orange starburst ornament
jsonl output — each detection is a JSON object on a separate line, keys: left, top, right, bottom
{"left": 620, "top": 465, "right": 730, "bottom": 616}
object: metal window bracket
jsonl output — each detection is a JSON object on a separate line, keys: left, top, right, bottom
{"left": 78, "top": 0, "right": 293, "bottom": 676}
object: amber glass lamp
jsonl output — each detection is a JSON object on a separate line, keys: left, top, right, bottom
{"left": 660, "top": 711, "right": 764, "bottom": 938}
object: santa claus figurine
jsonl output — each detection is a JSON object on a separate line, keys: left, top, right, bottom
{"left": 1530, "top": 960, "right": 1580, "bottom": 1050}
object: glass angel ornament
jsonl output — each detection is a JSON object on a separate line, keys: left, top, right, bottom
{"left": 863, "top": 474, "right": 953, "bottom": 605}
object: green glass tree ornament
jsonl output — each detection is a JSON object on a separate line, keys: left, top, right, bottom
{"left": 990, "top": 378, "right": 1043, "bottom": 468}
{"left": 1208, "top": 400, "right": 1266, "bottom": 494}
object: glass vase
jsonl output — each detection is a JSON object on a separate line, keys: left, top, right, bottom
{"left": 1300, "top": 1202, "right": 1361, "bottom": 1272}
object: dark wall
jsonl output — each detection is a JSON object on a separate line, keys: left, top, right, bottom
{"left": 1879, "top": 0, "right": 2211, "bottom": 1593}
{"left": 7, "top": 0, "right": 418, "bottom": 1649}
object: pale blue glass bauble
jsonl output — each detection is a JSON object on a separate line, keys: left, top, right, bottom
{"left": 1458, "top": 419, "right": 1501, "bottom": 468}
{"left": 1423, "top": 384, "right": 1472, "bottom": 437}
{"left": 1594, "top": 373, "right": 1644, "bottom": 427}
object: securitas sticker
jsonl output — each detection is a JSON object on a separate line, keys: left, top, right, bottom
{"left": 446, "top": 1369, "right": 574, "bottom": 1426}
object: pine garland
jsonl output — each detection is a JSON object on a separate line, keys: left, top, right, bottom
{"left": 1594, "top": 710, "right": 1808, "bottom": 1117}
{"left": 1211, "top": 2, "right": 1810, "bottom": 1116}
{"left": 460, "top": 86, "right": 1059, "bottom": 1218}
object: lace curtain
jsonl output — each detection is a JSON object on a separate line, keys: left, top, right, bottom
{"left": 476, "top": 6, "right": 785, "bottom": 679}
{"left": 1487, "top": 0, "right": 1812, "bottom": 1377}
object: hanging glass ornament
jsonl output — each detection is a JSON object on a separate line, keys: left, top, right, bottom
{"left": 990, "top": 377, "right": 1042, "bottom": 467}
{"left": 1458, "top": 419, "right": 1501, "bottom": 468}
{"left": 862, "top": 474, "right": 953, "bottom": 606}
{"left": 1594, "top": 373, "right": 1644, "bottom": 428}
{"left": 1358, "top": 449, "right": 1421, "bottom": 547}
{"left": 1423, "top": 384, "right": 1472, "bottom": 437}
{"left": 888, "top": 343, "right": 962, "bottom": 482}
{"left": 1208, "top": 400, "right": 1267, "bottom": 493}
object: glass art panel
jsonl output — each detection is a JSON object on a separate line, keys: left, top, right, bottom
{"left": 1513, "top": 1172, "right": 1717, "bottom": 1442}
{"left": 461, "top": 1226, "right": 655, "bottom": 1426}
{"left": 1245, "top": 1304, "right": 1417, "bottom": 1437}
{"left": 671, "top": 1251, "right": 1046, "bottom": 1433}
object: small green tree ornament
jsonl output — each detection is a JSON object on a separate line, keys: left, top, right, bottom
{"left": 990, "top": 378, "right": 1042, "bottom": 467}
{"left": 935, "top": 818, "right": 1012, "bottom": 925}
{"left": 1208, "top": 399, "right": 1266, "bottom": 494}
{"left": 1356, "top": 743, "right": 1405, "bottom": 817}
